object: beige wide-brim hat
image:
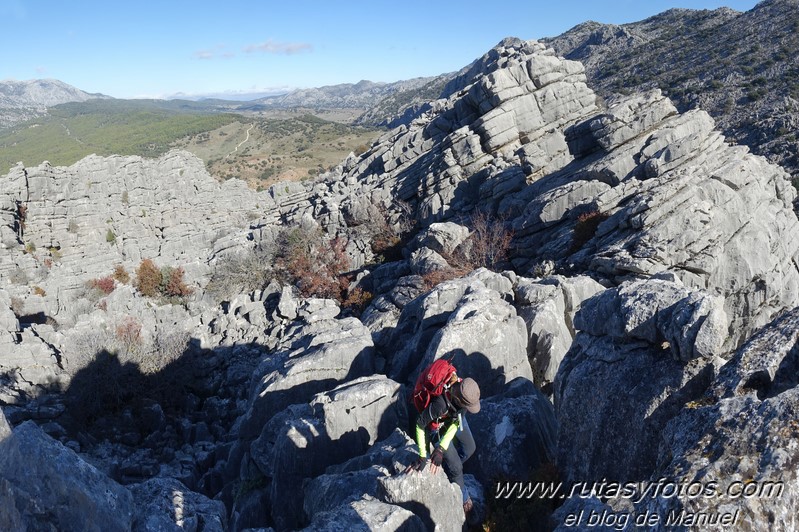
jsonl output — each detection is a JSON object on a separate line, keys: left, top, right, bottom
{"left": 451, "top": 377, "right": 481, "bottom": 413}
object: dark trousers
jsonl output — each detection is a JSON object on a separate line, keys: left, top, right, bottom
{"left": 438, "top": 416, "right": 476, "bottom": 502}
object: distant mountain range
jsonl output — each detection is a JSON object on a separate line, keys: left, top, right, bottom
{"left": 245, "top": 77, "right": 445, "bottom": 111}
{"left": 0, "top": 79, "right": 110, "bottom": 127}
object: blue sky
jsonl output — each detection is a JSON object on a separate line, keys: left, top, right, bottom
{"left": 1, "top": 0, "right": 760, "bottom": 99}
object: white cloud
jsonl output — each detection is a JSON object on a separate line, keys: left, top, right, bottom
{"left": 194, "top": 50, "right": 215, "bottom": 60}
{"left": 193, "top": 45, "right": 235, "bottom": 60}
{"left": 243, "top": 39, "right": 313, "bottom": 55}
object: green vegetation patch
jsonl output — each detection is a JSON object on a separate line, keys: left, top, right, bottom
{"left": 0, "top": 99, "right": 240, "bottom": 172}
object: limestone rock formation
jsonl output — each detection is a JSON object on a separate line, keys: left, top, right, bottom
{"left": 515, "top": 275, "right": 605, "bottom": 387}
{"left": 2, "top": 33, "right": 799, "bottom": 532}
{"left": 388, "top": 271, "right": 533, "bottom": 394}
{"left": 302, "top": 497, "right": 426, "bottom": 532}
{"left": 0, "top": 409, "right": 135, "bottom": 531}
{"left": 467, "top": 377, "right": 557, "bottom": 485}
{"left": 639, "top": 307, "right": 799, "bottom": 531}
{"left": 129, "top": 477, "right": 227, "bottom": 532}
{"left": 554, "top": 278, "right": 726, "bottom": 483}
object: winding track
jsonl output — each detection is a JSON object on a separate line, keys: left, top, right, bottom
{"left": 226, "top": 123, "right": 254, "bottom": 158}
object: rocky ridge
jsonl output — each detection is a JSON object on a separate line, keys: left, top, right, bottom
{"left": 542, "top": 0, "right": 799, "bottom": 179}
{"left": 1, "top": 36, "right": 799, "bottom": 530}
{"left": 0, "top": 79, "right": 109, "bottom": 128}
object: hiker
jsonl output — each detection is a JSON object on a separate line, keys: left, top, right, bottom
{"left": 406, "top": 361, "right": 481, "bottom": 513}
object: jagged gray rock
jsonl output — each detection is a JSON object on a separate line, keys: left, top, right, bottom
{"left": 515, "top": 275, "right": 605, "bottom": 386}
{"left": 0, "top": 149, "right": 274, "bottom": 328}
{"left": 467, "top": 378, "right": 557, "bottom": 485}
{"left": 543, "top": 2, "right": 799, "bottom": 178}
{"left": 237, "top": 315, "right": 375, "bottom": 441}
{"left": 0, "top": 411, "right": 135, "bottom": 531}
{"left": 301, "top": 429, "right": 418, "bottom": 525}
{"left": 303, "top": 465, "right": 391, "bottom": 520}
{"left": 389, "top": 272, "right": 533, "bottom": 396}
{"left": 637, "top": 307, "right": 799, "bottom": 531}
{"left": 302, "top": 497, "right": 426, "bottom": 532}
{"left": 260, "top": 376, "right": 403, "bottom": 530}
{"left": 129, "top": 477, "right": 227, "bottom": 532}
{"left": 408, "top": 222, "right": 471, "bottom": 256}
{"left": 378, "top": 471, "right": 465, "bottom": 532}
{"left": 575, "top": 277, "right": 728, "bottom": 361}
{"left": 553, "top": 280, "right": 730, "bottom": 484}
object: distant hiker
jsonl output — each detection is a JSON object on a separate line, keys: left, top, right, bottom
{"left": 405, "top": 358, "right": 481, "bottom": 513}
{"left": 15, "top": 200, "right": 26, "bottom": 240}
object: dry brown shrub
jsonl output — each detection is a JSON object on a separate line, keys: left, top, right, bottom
{"left": 88, "top": 276, "right": 116, "bottom": 295}
{"left": 342, "top": 287, "right": 373, "bottom": 314}
{"left": 115, "top": 316, "right": 142, "bottom": 357}
{"left": 276, "top": 225, "right": 351, "bottom": 301}
{"left": 449, "top": 211, "right": 514, "bottom": 271}
{"left": 135, "top": 259, "right": 162, "bottom": 297}
{"left": 112, "top": 264, "right": 130, "bottom": 284}
{"left": 163, "top": 266, "right": 193, "bottom": 297}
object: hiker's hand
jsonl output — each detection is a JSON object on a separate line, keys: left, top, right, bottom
{"left": 404, "top": 457, "right": 427, "bottom": 474}
{"left": 429, "top": 447, "right": 444, "bottom": 474}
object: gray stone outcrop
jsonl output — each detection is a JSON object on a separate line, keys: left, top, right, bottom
{"left": 514, "top": 275, "right": 605, "bottom": 387}
{"left": 0, "top": 409, "right": 135, "bottom": 531}
{"left": 388, "top": 272, "right": 533, "bottom": 396}
{"left": 236, "top": 314, "right": 376, "bottom": 441}
{"left": 129, "top": 477, "right": 227, "bottom": 532}
{"left": 637, "top": 307, "right": 799, "bottom": 531}
{"left": 302, "top": 497, "right": 426, "bottom": 532}
{"left": 466, "top": 378, "right": 557, "bottom": 485}
{"left": 266, "top": 376, "right": 403, "bottom": 530}
{"left": 575, "top": 277, "right": 728, "bottom": 362}
{"left": 554, "top": 278, "right": 729, "bottom": 484}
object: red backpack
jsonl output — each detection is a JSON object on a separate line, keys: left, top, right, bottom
{"left": 411, "top": 359, "right": 458, "bottom": 413}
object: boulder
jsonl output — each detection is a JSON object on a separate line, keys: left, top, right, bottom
{"left": 409, "top": 247, "right": 451, "bottom": 275}
{"left": 636, "top": 307, "right": 799, "bottom": 531}
{"left": 575, "top": 277, "right": 727, "bottom": 361}
{"left": 554, "top": 332, "right": 719, "bottom": 484}
{"left": 0, "top": 413, "right": 135, "bottom": 531}
{"left": 303, "top": 465, "right": 391, "bottom": 520}
{"left": 408, "top": 222, "right": 471, "bottom": 256}
{"left": 515, "top": 275, "right": 605, "bottom": 386}
{"left": 411, "top": 278, "right": 533, "bottom": 397}
{"left": 302, "top": 497, "right": 426, "bottom": 532}
{"left": 390, "top": 273, "right": 533, "bottom": 397}
{"left": 129, "top": 477, "right": 227, "bottom": 532}
{"left": 467, "top": 378, "right": 557, "bottom": 485}
{"left": 378, "top": 470, "right": 465, "bottom": 532}
{"left": 238, "top": 316, "right": 376, "bottom": 440}
{"left": 268, "top": 376, "right": 403, "bottom": 530}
